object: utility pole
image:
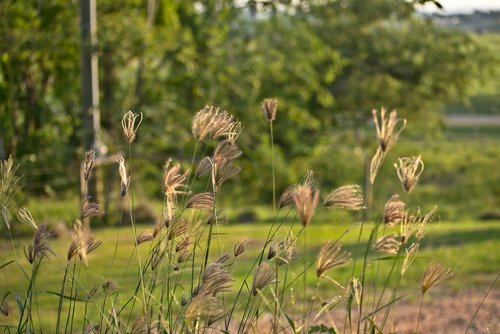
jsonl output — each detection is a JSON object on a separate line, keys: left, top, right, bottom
{"left": 80, "top": 0, "right": 104, "bottom": 153}
{"left": 80, "top": 0, "right": 106, "bottom": 225}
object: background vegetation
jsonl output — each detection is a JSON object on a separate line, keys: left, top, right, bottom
{"left": 0, "top": 0, "right": 499, "bottom": 221}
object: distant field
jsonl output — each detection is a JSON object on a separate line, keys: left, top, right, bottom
{"left": 1, "top": 220, "right": 498, "bottom": 330}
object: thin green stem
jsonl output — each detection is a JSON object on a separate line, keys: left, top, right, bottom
{"left": 416, "top": 294, "right": 424, "bottom": 333}
{"left": 465, "top": 271, "right": 500, "bottom": 334}
{"left": 269, "top": 120, "right": 276, "bottom": 214}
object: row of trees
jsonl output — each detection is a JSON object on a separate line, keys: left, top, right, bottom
{"left": 0, "top": 0, "right": 496, "bottom": 201}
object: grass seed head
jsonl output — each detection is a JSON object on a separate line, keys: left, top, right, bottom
{"left": 375, "top": 234, "right": 401, "bottom": 254}
{"left": 234, "top": 237, "right": 251, "bottom": 257}
{"left": 17, "top": 207, "right": 38, "bottom": 230}
{"left": 324, "top": 185, "right": 364, "bottom": 211}
{"left": 185, "top": 293, "right": 225, "bottom": 326}
{"left": 293, "top": 185, "right": 320, "bottom": 227}
{"left": 401, "top": 242, "right": 419, "bottom": 276}
{"left": 372, "top": 108, "right": 406, "bottom": 152}
{"left": 384, "top": 194, "right": 406, "bottom": 226}
{"left": 163, "top": 159, "right": 189, "bottom": 202}
{"left": 395, "top": 155, "right": 424, "bottom": 193}
{"left": 81, "top": 198, "right": 104, "bottom": 220}
{"left": 202, "top": 262, "right": 233, "bottom": 296}
{"left": 316, "top": 242, "right": 351, "bottom": 277}
{"left": 421, "top": 262, "right": 453, "bottom": 295}
{"left": 369, "top": 147, "right": 386, "bottom": 185}
{"left": 252, "top": 262, "right": 276, "bottom": 295}
{"left": 214, "top": 140, "right": 242, "bottom": 162}
{"left": 121, "top": 111, "right": 143, "bottom": 144}
{"left": 186, "top": 192, "right": 214, "bottom": 212}
{"left": 83, "top": 149, "right": 95, "bottom": 182}
{"left": 136, "top": 230, "right": 154, "bottom": 245}
{"left": 262, "top": 98, "right": 278, "bottom": 121}
{"left": 25, "top": 224, "right": 53, "bottom": 264}
{"left": 116, "top": 157, "right": 129, "bottom": 197}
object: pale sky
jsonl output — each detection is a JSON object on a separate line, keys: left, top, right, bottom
{"left": 420, "top": 0, "right": 500, "bottom": 13}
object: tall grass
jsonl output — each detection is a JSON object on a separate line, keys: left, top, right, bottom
{"left": 1, "top": 104, "right": 489, "bottom": 333}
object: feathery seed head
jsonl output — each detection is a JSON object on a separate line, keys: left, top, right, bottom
{"left": 83, "top": 149, "right": 95, "bottom": 182}
{"left": 25, "top": 224, "right": 53, "bottom": 264}
{"left": 401, "top": 243, "right": 419, "bottom": 276}
{"left": 17, "top": 207, "right": 38, "bottom": 230}
{"left": 293, "top": 185, "right": 320, "bottom": 227}
{"left": 81, "top": 198, "right": 104, "bottom": 220}
{"left": 214, "top": 140, "right": 242, "bottom": 163}
{"left": 196, "top": 157, "right": 212, "bottom": 177}
{"left": 102, "top": 280, "right": 119, "bottom": 293}
{"left": 262, "top": 98, "right": 278, "bottom": 121}
{"left": 202, "top": 262, "right": 233, "bottom": 296}
{"left": 116, "top": 157, "right": 129, "bottom": 197}
{"left": 252, "top": 262, "right": 276, "bottom": 296}
{"left": 136, "top": 230, "right": 154, "bottom": 245}
{"left": 274, "top": 239, "right": 298, "bottom": 266}
{"left": 347, "top": 278, "right": 362, "bottom": 307}
{"left": 369, "top": 147, "right": 386, "bottom": 185}
{"left": 121, "top": 111, "right": 143, "bottom": 144}
{"left": 71, "top": 221, "right": 101, "bottom": 265}
{"left": 324, "top": 185, "right": 364, "bottom": 210}
{"left": 421, "top": 262, "right": 453, "bottom": 295}
{"left": 211, "top": 158, "right": 241, "bottom": 192}
{"left": 267, "top": 245, "right": 276, "bottom": 260}
{"left": 167, "top": 217, "right": 187, "bottom": 240}
{"left": 375, "top": 234, "right": 401, "bottom": 254}
{"left": 234, "top": 237, "right": 251, "bottom": 257}
{"left": 176, "top": 236, "right": 192, "bottom": 252}
{"left": 186, "top": 192, "right": 214, "bottom": 212}
{"left": 372, "top": 108, "right": 406, "bottom": 152}
{"left": 395, "top": 156, "right": 424, "bottom": 193}
{"left": 185, "top": 293, "right": 225, "bottom": 326}
{"left": 192, "top": 105, "right": 217, "bottom": 141}
{"left": 177, "top": 247, "right": 192, "bottom": 264}
{"left": 0, "top": 156, "right": 20, "bottom": 212}
{"left": 316, "top": 242, "right": 351, "bottom": 277}
{"left": 163, "top": 159, "right": 189, "bottom": 202}
{"left": 384, "top": 194, "right": 406, "bottom": 226}
{"left": 279, "top": 170, "right": 319, "bottom": 208}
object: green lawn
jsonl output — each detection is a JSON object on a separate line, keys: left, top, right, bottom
{"left": 1, "top": 218, "right": 498, "bottom": 330}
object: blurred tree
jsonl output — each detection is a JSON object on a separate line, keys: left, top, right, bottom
{"left": 0, "top": 0, "right": 496, "bottom": 205}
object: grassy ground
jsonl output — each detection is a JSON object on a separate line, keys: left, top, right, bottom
{"left": 1, "top": 217, "right": 498, "bottom": 330}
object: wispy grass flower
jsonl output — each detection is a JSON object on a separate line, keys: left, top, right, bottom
{"left": 83, "top": 149, "right": 96, "bottom": 182}
{"left": 384, "top": 194, "right": 405, "bottom": 226}
{"left": 234, "top": 237, "right": 251, "bottom": 258}
{"left": 81, "top": 198, "right": 104, "bottom": 220}
{"left": 395, "top": 156, "right": 424, "bottom": 193}
{"left": 186, "top": 192, "right": 214, "bottom": 211}
{"left": 375, "top": 234, "right": 401, "bottom": 254}
{"left": 293, "top": 185, "right": 320, "bottom": 227}
{"left": 369, "top": 147, "right": 385, "bottom": 185}
{"left": 279, "top": 170, "right": 319, "bottom": 208}
{"left": 136, "top": 230, "right": 154, "bottom": 245}
{"left": 324, "top": 185, "right": 364, "bottom": 210}
{"left": 316, "top": 242, "right": 351, "bottom": 277}
{"left": 25, "top": 224, "right": 53, "bottom": 264}
{"left": 17, "top": 207, "right": 38, "bottom": 230}
{"left": 421, "top": 262, "right": 453, "bottom": 295}
{"left": 262, "top": 98, "right": 278, "bottom": 121}
{"left": 121, "top": 111, "right": 143, "bottom": 144}
{"left": 372, "top": 108, "right": 406, "bottom": 152}
{"left": 252, "top": 262, "right": 276, "bottom": 295}
{"left": 116, "top": 157, "right": 129, "bottom": 197}
{"left": 202, "top": 262, "right": 233, "bottom": 296}
{"left": 163, "top": 159, "right": 189, "bottom": 202}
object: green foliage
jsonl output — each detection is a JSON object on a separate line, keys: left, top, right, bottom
{"left": 0, "top": 0, "right": 497, "bottom": 209}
